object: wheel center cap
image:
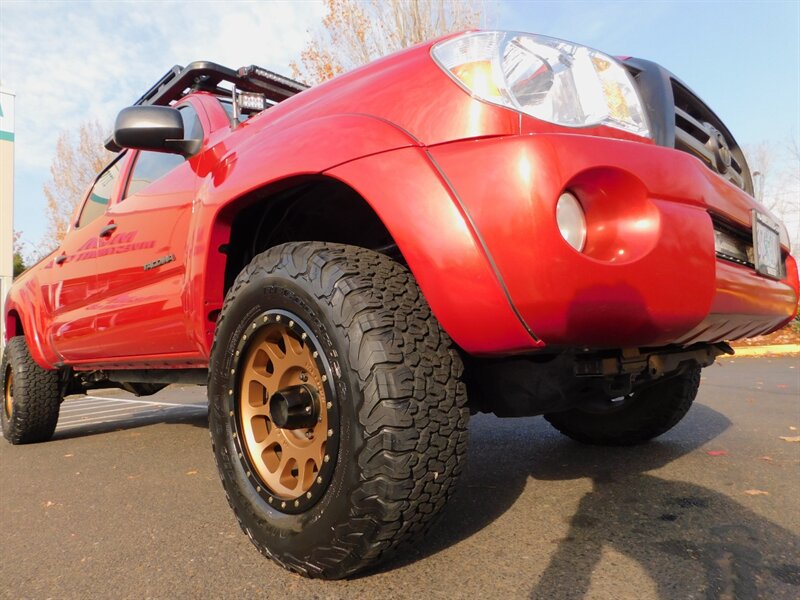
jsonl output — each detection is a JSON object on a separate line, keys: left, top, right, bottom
{"left": 269, "top": 384, "right": 319, "bottom": 430}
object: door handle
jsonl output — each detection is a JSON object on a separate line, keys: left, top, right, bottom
{"left": 99, "top": 222, "right": 117, "bottom": 238}
{"left": 54, "top": 254, "right": 67, "bottom": 265}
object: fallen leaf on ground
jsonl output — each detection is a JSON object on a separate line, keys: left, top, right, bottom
{"left": 759, "top": 456, "right": 773, "bottom": 462}
{"left": 790, "top": 426, "right": 798, "bottom": 431}
{"left": 778, "top": 436, "right": 800, "bottom": 443}
{"left": 707, "top": 450, "right": 728, "bottom": 456}
{"left": 185, "top": 470, "right": 198, "bottom": 476}
{"left": 744, "top": 489, "right": 770, "bottom": 496}
{"left": 63, "top": 454, "right": 74, "bottom": 458}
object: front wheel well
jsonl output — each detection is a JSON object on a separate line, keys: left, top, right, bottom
{"left": 5, "top": 310, "right": 23, "bottom": 341}
{"left": 221, "top": 176, "right": 403, "bottom": 294}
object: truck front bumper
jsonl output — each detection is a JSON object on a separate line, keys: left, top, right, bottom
{"left": 429, "top": 133, "right": 798, "bottom": 350}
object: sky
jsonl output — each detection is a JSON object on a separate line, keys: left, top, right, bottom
{"left": 1, "top": 0, "right": 798, "bottom": 249}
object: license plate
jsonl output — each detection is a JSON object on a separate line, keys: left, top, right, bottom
{"left": 752, "top": 211, "right": 782, "bottom": 279}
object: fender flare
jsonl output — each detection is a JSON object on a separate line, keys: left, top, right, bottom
{"left": 4, "top": 292, "right": 58, "bottom": 370}
{"left": 324, "top": 146, "right": 539, "bottom": 354}
{"left": 192, "top": 113, "right": 537, "bottom": 355}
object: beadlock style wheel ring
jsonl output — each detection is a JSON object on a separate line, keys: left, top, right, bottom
{"left": 229, "top": 309, "right": 339, "bottom": 514}
{"left": 3, "top": 366, "right": 12, "bottom": 419}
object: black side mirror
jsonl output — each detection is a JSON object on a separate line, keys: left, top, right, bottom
{"left": 111, "top": 106, "right": 200, "bottom": 156}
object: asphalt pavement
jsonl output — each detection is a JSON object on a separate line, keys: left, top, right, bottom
{"left": 1, "top": 356, "right": 798, "bottom": 599}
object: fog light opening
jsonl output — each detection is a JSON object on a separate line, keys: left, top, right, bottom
{"left": 557, "top": 191, "right": 587, "bottom": 252}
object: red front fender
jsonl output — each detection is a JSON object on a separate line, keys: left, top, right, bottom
{"left": 325, "top": 146, "right": 539, "bottom": 354}
{"left": 4, "top": 272, "right": 61, "bottom": 369}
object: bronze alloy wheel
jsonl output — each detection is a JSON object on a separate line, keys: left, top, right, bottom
{"left": 3, "top": 366, "right": 12, "bottom": 419}
{"left": 231, "top": 309, "right": 339, "bottom": 513}
{"left": 208, "top": 243, "right": 470, "bottom": 578}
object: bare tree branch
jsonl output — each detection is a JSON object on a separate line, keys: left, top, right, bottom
{"left": 746, "top": 137, "right": 800, "bottom": 249}
{"left": 292, "top": 0, "right": 486, "bottom": 85}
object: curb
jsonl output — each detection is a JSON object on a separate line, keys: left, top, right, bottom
{"left": 727, "top": 344, "right": 800, "bottom": 357}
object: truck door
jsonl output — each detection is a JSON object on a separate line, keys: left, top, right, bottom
{"left": 87, "top": 104, "right": 205, "bottom": 361}
{"left": 49, "top": 159, "right": 124, "bottom": 361}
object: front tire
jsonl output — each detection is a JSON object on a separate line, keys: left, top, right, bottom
{"left": 208, "top": 242, "right": 469, "bottom": 579}
{"left": 1, "top": 336, "right": 61, "bottom": 444}
{"left": 544, "top": 366, "right": 701, "bottom": 446}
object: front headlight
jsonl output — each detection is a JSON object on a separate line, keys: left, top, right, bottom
{"left": 431, "top": 31, "right": 650, "bottom": 138}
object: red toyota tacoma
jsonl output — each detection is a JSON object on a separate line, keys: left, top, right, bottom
{"left": 3, "top": 31, "right": 797, "bottom": 578}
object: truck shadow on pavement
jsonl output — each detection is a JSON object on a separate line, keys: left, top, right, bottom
{"left": 380, "top": 403, "right": 800, "bottom": 599}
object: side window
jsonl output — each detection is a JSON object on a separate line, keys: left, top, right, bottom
{"left": 180, "top": 104, "right": 203, "bottom": 141}
{"left": 123, "top": 104, "right": 203, "bottom": 199}
{"left": 124, "top": 151, "right": 184, "bottom": 198}
{"left": 77, "top": 161, "right": 122, "bottom": 227}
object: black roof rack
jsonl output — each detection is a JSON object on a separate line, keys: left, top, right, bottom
{"left": 105, "top": 61, "right": 308, "bottom": 150}
{"left": 133, "top": 60, "right": 307, "bottom": 107}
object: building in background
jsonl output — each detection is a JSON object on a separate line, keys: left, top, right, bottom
{"left": 0, "top": 88, "right": 14, "bottom": 351}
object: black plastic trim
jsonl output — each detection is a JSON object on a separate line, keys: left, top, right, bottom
{"left": 622, "top": 58, "right": 676, "bottom": 148}
{"left": 623, "top": 58, "right": 753, "bottom": 195}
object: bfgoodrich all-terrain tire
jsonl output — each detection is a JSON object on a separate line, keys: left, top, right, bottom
{"left": 1, "top": 336, "right": 61, "bottom": 444}
{"left": 208, "top": 242, "right": 469, "bottom": 579}
{"left": 544, "top": 366, "right": 701, "bottom": 446}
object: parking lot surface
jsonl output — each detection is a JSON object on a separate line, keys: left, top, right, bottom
{"left": 1, "top": 356, "right": 798, "bottom": 599}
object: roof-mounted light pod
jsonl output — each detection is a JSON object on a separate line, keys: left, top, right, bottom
{"left": 431, "top": 31, "right": 650, "bottom": 138}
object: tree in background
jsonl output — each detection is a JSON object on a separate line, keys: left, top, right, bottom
{"left": 745, "top": 137, "right": 800, "bottom": 249}
{"left": 12, "top": 231, "right": 27, "bottom": 277}
{"left": 43, "top": 120, "right": 114, "bottom": 250}
{"left": 291, "top": 0, "right": 486, "bottom": 84}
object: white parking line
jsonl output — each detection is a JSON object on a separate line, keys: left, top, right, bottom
{"left": 53, "top": 394, "right": 208, "bottom": 432}
{"left": 85, "top": 395, "right": 207, "bottom": 408}
{"left": 56, "top": 406, "right": 206, "bottom": 431}
{"left": 57, "top": 406, "right": 161, "bottom": 425}
{"left": 60, "top": 402, "right": 132, "bottom": 415}
{"left": 61, "top": 398, "right": 117, "bottom": 408}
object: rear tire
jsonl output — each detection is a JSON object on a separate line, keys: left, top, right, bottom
{"left": 544, "top": 366, "right": 701, "bottom": 446}
{"left": 1, "top": 336, "right": 61, "bottom": 444}
{"left": 208, "top": 242, "right": 469, "bottom": 579}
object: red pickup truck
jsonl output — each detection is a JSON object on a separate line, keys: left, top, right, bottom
{"left": 3, "top": 31, "right": 797, "bottom": 578}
